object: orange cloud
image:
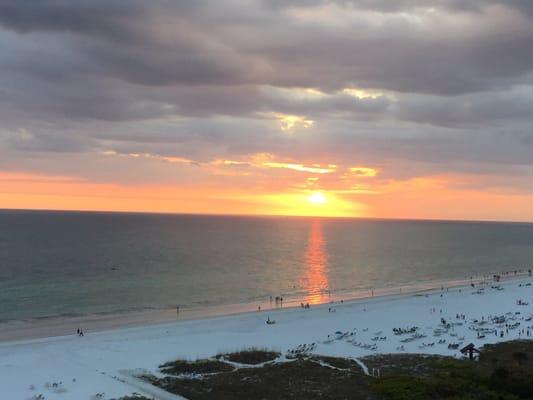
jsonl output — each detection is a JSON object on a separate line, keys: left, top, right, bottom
{"left": 102, "top": 151, "right": 197, "bottom": 165}
{"left": 263, "top": 162, "right": 336, "bottom": 174}
{"left": 211, "top": 153, "right": 338, "bottom": 175}
{"left": 349, "top": 166, "right": 378, "bottom": 177}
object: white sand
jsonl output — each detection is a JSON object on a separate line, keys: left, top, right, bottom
{"left": 1, "top": 276, "right": 532, "bottom": 400}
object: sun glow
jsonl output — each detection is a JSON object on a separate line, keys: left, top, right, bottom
{"left": 259, "top": 191, "right": 363, "bottom": 217}
{"left": 275, "top": 113, "right": 314, "bottom": 131}
{"left": 308, "top": 192, "right": 326, "bottom": 204}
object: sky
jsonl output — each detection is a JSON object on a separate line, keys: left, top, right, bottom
{"left": 1, "top": 1, "right": 533, "bottom": 220}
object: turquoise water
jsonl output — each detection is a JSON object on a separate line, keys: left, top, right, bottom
{"left": 1, "top": 210, "right": 532, "bottom": 321}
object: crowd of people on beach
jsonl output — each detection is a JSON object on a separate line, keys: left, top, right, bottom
{"left": 296, "top": 274, "right": 533, "bottom": 358}
{"left": 393, "top": 326, "right": 419, "bottom": 335}
{"left": 256, "top": 269, "right": 533, "bottom": 357}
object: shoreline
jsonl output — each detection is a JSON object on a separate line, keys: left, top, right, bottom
{"left": 1, "top": 272, "right": 531, "bottom": 399}
{"left": 1, "top": 270, "right": 529, "bottom": 344}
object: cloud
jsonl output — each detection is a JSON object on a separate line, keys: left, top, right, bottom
{"left": 1, "top": 0, "right": 533, "bottom": 209}
{"left": 1, "top": 0, "right": 533, "bottom": 96}
{"left": 265, "top": 0, "right": 533, "bottom": 15}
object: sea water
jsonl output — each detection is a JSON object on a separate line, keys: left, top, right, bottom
{"left": 1, "top": 210, "right": 532, "bottom": 322}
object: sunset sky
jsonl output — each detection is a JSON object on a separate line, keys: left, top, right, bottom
{"left": 2, "top": 1, "right": 533, "bottom": 220}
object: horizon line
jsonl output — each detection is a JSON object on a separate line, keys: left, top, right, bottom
{"left": 2, "top": 206, "right": 533, "bottom": 225}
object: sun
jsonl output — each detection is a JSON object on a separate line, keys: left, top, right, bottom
{"left": 308, "top": 192, "right": 326, "bottom": 205}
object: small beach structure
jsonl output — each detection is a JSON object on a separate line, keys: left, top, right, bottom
{"left": 461, "top": 343, "right": 480, "bottom": 360}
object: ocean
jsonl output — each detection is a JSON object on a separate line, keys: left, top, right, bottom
{"left": 1, "top": 210, "right": 532, "bottom": 322}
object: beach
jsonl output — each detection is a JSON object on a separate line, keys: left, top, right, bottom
{"left": 1, "top": 274, "right": 532, "bottom": 400}
{"left": 0, "top": 274, "right": 501, "bottom": 344}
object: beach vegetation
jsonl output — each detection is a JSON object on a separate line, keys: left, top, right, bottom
{"left": 159, "top": 359, "right": 234, "bottom": 375}
{"left": 215, "top": 347, "right": 280, "bottom": 365}
{"left": 370, "top": 340, "right": 533, "bottom": 400}
{"left": 145, "top": 341, "right": 533, "bottom": 399}
{"left": 152, "top": 358, "right": 370, "bottom": 400}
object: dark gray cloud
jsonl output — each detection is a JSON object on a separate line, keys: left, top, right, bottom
{"left": 1, "top": 0, "right": 533, "bottom": 95}
{"left": 395, "top": 87, "right": 533, "bottom": 127}
{"left": 265, "top": 0, "right": 533, "bottom": 15}
{"left": 0, "top": 0, "right": 147, "bottom": 37}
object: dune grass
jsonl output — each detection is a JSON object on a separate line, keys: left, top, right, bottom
{"left": 159, "top": 359, "right": 234, "bottom": 375}
{"left": 215, "top": 348, "right": 281, "bottom": 365}
{"left": 147, "top": 340, "right": 533, "bottom": 400}
{"left": 154, "top": 358, "right": 370, "bottom": 400}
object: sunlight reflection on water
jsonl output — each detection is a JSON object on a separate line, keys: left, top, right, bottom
{"left": 303, "top": 219, "right": 330, "bottom": 304}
